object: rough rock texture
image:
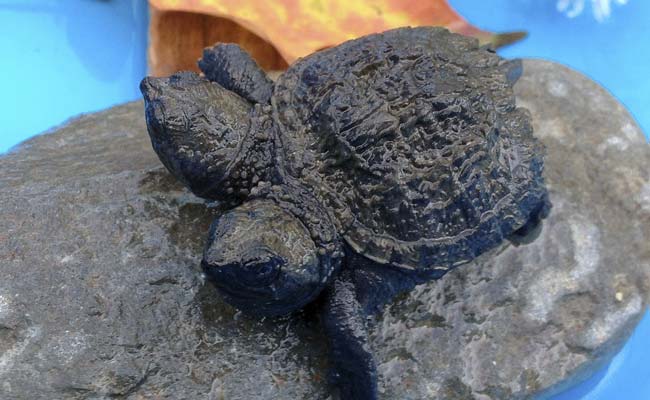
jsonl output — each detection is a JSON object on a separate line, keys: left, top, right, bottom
{"left": 0, "top": 60, "right": 648, "bottom": 399}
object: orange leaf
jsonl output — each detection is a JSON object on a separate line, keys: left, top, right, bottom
{"left": 149, "top": 0, "right": 524, "bottom": 66}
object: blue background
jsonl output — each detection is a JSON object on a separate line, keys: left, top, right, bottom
{"left": 0, "top": 1, "right": 648, "bottom": 398}
{"left": 0, "top": 0, "right": 148, "bottom": 152}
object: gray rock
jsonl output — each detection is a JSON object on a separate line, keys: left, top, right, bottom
{"left": 0, "top": 60, "right": 648, "bottom": 399}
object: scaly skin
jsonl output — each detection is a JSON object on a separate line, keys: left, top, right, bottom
{"left": 140, "top": 27, "right": 550, "bottom": 399}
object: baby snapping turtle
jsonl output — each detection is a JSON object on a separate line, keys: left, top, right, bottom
{"left": 140, "top": 27, "right": 550, "bottom": 399}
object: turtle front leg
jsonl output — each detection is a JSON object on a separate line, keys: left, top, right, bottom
{"left": 322, "top": 269, "right": 378, "bottom": 400}
{"left": 199, "top": 43, "right": 274, "bottom": 104}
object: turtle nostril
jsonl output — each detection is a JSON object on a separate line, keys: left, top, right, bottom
{"left": 140, "top": 77, "right": 160, "bottom": 100}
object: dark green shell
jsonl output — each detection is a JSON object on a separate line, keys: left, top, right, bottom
{"left": 272, "top": 27, "right": 547, "bottom": 271}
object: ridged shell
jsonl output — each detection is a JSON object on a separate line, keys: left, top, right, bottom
{"left": 272, "top": 27, "right": 547, "bottom": 271}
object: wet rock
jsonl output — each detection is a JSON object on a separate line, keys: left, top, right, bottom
{"left": 372, "top": 60, "right": 650, "bottom": 399}
{"left": 0, "top": 60, "right": 648, "bottom": 399}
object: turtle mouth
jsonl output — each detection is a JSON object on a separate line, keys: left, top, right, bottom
{"left": 203, "top": 257, "right": 323, "bottom": 317}
{"left": 140, "top": 77, "right": 171, "bottom": 142}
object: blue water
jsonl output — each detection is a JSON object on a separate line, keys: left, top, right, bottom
{"left": 0, "top": 1, "right": 648, "bottom": 398}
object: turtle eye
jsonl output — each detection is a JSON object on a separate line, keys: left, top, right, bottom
{"left": 238, "top": 250, "right": 283, "bottom": 288}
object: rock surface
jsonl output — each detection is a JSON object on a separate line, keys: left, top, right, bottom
{"left": 0, "top": 60, "right": 648, "bottom": 399}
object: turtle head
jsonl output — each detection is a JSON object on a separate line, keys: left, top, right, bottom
{"left": 140, "top": 72, "right": 257, "bottom": 201}
{"left": 202, "top": 200, "right": 340, "bottom": 317}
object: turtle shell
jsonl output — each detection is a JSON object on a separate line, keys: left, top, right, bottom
{"left": 272, "top": 27, "right": 547, "bottom": 272}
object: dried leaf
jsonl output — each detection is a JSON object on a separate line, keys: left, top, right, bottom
{"left": 149, "top": 0, "right": 524, "bottom": 66}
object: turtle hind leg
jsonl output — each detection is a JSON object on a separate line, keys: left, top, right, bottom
{"left": 509, "top": 192, "right": 552, "bottom": 246}
{"left": 321, "top": 269, "right": 378, "bottom": 400}
{"left": 198, "top": 43, "right": 274, "bottom": 104}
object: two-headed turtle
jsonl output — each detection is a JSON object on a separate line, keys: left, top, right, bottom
{"left": 140, "top": 27, "right": 550, "bottom": 399}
